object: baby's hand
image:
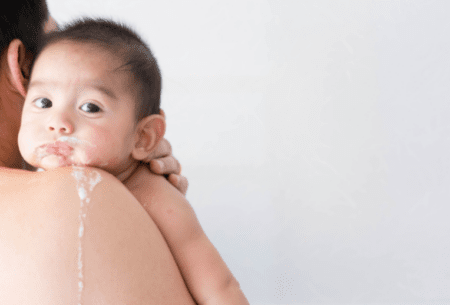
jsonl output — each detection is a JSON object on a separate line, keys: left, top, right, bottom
{"left": 142, "top": 109, "right": 188, "bottom": 195}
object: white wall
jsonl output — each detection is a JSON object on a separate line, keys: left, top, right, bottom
{"left": 47, "top": 0, "right": 450, "bottom": 303}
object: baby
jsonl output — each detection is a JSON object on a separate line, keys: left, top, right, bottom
{"left": 18, "top": 18, "right": 249, "bottom": 304}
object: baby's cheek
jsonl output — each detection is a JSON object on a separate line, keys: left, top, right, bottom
{"left": 79, "top": 141, "right": 115, "bottom": 167}
{"left": 84, "top": 126, "right": 111, "bottom": 146}
{"left": 80, "top": 127, "right": 127, "bottom": 170}
{"left": 18, "top": 126, "right": 37, "bottom": 163}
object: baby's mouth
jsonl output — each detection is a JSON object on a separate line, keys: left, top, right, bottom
{"left": 40, "top": 141, "right": 74, "bottom": 156}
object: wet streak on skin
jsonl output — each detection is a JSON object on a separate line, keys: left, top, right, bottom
{"left": 71, "top": 166, "right": 102, "bottom": 305}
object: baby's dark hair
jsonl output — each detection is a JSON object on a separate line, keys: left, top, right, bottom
{"left": 35, "top": 17, "right": 161, "bottom": 122}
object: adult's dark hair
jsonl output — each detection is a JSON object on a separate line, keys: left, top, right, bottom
{"left": 0, "top": 0, "right": 49, "bottom": 56}
{"left": 36, "top": 18, "right": 161, "bottom": 122}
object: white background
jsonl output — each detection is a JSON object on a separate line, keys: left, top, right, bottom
{"left": 47, "top": 0, "right": 450, "bottom": 304}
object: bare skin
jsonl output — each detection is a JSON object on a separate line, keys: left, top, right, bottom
{"left": 0, "top": 166, "right": 196, "bottom": 304}
{"left": 125, "top": 165, "right": 250, "bottom": 305}
{"left": 17, "top": 37, "right": 248, "bottom": 304}
{"left": 0, "top": 17, "right": 194, "bottom": 303}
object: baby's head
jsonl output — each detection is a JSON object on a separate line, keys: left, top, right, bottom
{"left": 18, "top": 18, "right": 165, "bottom": 177}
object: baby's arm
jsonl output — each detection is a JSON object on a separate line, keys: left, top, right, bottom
{"left": 125, "top": 165, "right": 249, "bottom": 305}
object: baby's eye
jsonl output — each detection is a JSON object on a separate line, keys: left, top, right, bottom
{"left": 34, "top": 97, "right": 52, "bottom": 108}
{"left": 80, "top": 102, "right": 101, "bottom": 113}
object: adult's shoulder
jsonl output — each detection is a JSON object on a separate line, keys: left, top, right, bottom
{"left": 0, "top": 166, "right": 130, "bottom": 210}
{"left": 0, "top": 166, "right": 195, "bottom": 304}
{"left": 0, "top": 165, "right": 121, "bottom": 190}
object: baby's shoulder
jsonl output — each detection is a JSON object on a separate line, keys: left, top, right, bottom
{"left": 125, "top": 165, "right": 185, "bottom": 205}
{"left": 126, "top": 165, "right": 199, "bottom": 235}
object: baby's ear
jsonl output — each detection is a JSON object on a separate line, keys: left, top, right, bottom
{"left": 132, "top": 114, "right": 166, "bottom": 161}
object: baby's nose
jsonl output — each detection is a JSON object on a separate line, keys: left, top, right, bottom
{"left": 48, "top": 116, "right": 74, "bottom": 134}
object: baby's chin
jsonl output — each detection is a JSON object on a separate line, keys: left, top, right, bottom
{"left": 38, "top": 154, "right": 78, "bottom": 170}
{"left": 29, "top": 148, "right": 94, "bottom": 170}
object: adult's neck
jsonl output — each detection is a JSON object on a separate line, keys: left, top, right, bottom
{"left": 0, "top": 51, "right": 25, "bottom": 169}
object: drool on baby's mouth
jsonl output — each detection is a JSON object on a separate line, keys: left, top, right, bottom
{"left": 40, "top": 141, "right": 74, "bottom": 156}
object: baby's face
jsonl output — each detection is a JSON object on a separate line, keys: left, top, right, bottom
{"left": 18, "top": 41, "right": 138, "bottom": 175}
